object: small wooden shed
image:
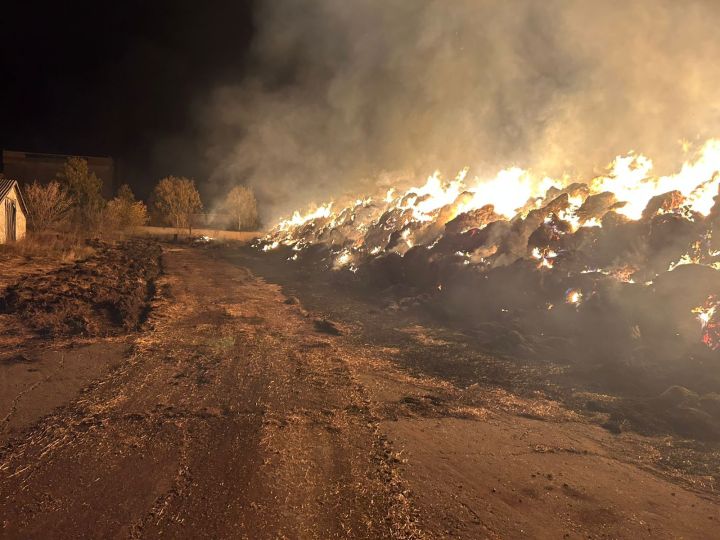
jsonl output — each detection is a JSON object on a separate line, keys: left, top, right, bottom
{"left": 0, "top": 179, "right": 28, "bottom": 243}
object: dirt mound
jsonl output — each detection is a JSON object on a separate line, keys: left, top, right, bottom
{"left": 0, "top": 240, "right": 161, "bottom": 337}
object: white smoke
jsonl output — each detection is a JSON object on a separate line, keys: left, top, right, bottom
{"left": 201, "top": 0, "right": 720, "bottom": 222}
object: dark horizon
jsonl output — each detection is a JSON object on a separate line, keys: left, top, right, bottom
{"left": 0, "top": 0, "right": 254, "bottom": 200}
{"left": 5, "top": 0, "right": 720, "bottom": 222}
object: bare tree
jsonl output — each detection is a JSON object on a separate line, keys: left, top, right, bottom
{"left": 152, "top": 176, "right": 203, "bottom": 234}
{"left": 224, "top": 185, "right": 259, "bottom": 230}
{"left": 23, "top": 180, "right": 74, "bottom": 232}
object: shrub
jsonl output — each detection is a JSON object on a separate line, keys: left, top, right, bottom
{"left": 23, "top": 180, "right": 74, "bottom": 231}
{"left": 105, "top": 184, "right": 149, "bottom": 231}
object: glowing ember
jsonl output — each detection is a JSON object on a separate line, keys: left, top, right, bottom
{"left": 531, "top": 247, "right": 558, "bottom": 269}
{"left": 693, "top": 304, "right": 716, "bottom": 328}
{"left": 565, "top": 289, "right": 583, "bottom": 305}
{"left": 580, "top": 266, "right": 636, "bottom": 283}
{"left": 668, "top": 253, "right": 698, "bottom": 272}
{"left": 333, "top": 249, "right": 352, "bottom": 269}
{"left": 668, "top": 234, "right": 720, "bottom": 272}
{"left": 693, "top": 297, "right": 720, "bottom": 350}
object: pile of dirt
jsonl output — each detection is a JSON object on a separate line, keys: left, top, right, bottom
{"left": 0, "top": 240, "right": 161, "bottom": 337}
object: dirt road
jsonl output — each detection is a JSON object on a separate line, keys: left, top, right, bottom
{"left": 0, "top": 245, "right": 718, "bottom": 538}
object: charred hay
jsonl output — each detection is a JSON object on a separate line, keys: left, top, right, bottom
{"left": 0, "top": 240, "right": 161, "bottom": 337}
{"left": 255, "top": 166, "right": 720, "bottom": 444}
{"left": 259, "top": 182, "right": 720, "bottom": 366}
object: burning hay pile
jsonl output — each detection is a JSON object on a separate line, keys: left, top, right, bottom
{"left": 258, "top": 142, "right": 720, "bottom": 365}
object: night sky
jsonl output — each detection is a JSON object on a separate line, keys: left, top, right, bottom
{"left": 0, "top": 1, "right": 254, "bottom": 198}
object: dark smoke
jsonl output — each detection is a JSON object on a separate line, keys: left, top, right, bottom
{"left": 202, "top": 0, "right": 720, "bottom": 222}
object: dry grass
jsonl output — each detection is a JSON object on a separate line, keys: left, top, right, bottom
{"left": 0, "top": 233, "right": 96, "bottom": 291}
{"left": 0, "top": 232, "right": 95, "bottom": 262}
{"left": 135, "top": 225, "right": 261, "bottom": 242}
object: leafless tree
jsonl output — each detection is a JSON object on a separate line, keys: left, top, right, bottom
{"left": 224, "top": 185, "right": 259, "bottom": 230}
{"left": 23, "top": 180, "right": 74, "bottom": 231}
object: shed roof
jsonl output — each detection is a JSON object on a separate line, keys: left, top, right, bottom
{"left": 0, "top": 178, "right": 29, "bottom": 216}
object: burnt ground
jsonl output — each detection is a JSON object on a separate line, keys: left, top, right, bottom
{"left": 0, "top": 240, "right": 161, "bottom": 337}
{"left": 0, "top": 241, "right": 718, "bottom": 538}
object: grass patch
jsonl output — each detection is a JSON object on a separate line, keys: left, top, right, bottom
{"left": 0, "top": 232, "right": 96, "bottom": 263}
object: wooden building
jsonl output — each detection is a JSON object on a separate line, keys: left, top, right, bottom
{"left": 0, "top": 179, "right": 28, "bottom": 243}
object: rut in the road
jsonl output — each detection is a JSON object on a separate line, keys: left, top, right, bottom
{"left": 0, "top": 246, "right": 421, "bottom": 539}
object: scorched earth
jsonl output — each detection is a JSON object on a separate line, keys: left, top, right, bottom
{"left": 0, "top": 239, "right": 718, "bottom": 539}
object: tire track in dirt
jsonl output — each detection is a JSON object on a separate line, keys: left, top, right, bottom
{"left": 227, "top": 246, "right": 720, "bottom": 539}
{"left": 0, "top": 246, "right": 419, "bottom": 539}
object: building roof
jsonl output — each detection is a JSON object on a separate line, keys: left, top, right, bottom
{"left": 3, "top": 149, "right": 113, "bottom": 160}
{"left": 0, "top": 178, "right": 29, "bottom": 216}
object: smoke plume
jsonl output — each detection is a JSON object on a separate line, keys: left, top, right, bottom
{"left": 202, "top": 0, "right": 720, "bottom": 222}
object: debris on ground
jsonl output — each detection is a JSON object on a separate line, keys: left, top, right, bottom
{"left": 313, "top": 318, "right": 342, "bottom": 335}
{"left": 0, "top": 240, "right": 161, "bottom": 337}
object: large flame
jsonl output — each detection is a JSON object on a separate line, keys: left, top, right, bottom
{"left": 278, "top": 203, "right": 333, "bottom": 231}
{"left": 592, "top": 140, "right": 720, "bottom": 220}
{"left": 260, "top": 139, "right": 720, "bottom": 349}
{"left": 463, "top": 167, "right": 539, "bottom": 218}
{"left": 266, "top": 138, "right": 720, "bottom": 249}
